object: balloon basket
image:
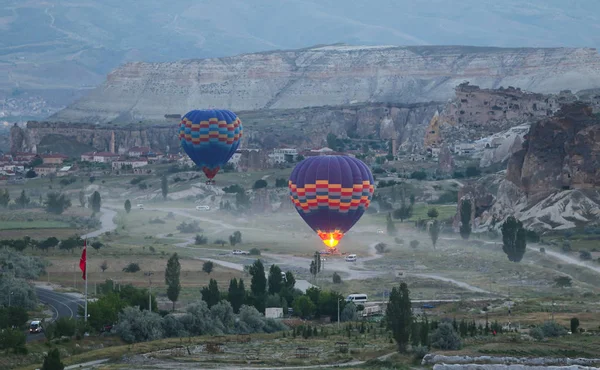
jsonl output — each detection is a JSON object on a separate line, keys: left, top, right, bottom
{"left": 205, "top": 180, "right": 215, "bottom": 185}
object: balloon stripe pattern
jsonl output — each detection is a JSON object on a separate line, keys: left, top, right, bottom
{"left": 179, "top": 109, "right": 243, "bottom": 180}
{"left": 288, "top": 155, "right": 374, "bottom": 248}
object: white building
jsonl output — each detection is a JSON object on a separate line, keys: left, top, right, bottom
{"left": 265, "top": 307, "right": 283, "bottom": 319}
{"left": 268, "top": 148, "right": 298, "bottom": 164}
{"left": 112, "top": 158, "right": 148, "bottom": 170}
{"left": 454, "top": 143, "right": 476, "bottom": 156}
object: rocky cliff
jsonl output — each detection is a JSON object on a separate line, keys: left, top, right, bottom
{"left": 49, "top": 45, "right": 600, "bottom": 124}
{"left": 11, "top": 102, "right": 442, "bottom": 155}
{"left": 458, "top": 103, "right": 600, "bottom": 231}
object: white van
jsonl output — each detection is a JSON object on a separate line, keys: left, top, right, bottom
{"left": 346, "top": 294, "right": 368, "bottom": 303}
{"left": 195, "top": 205, "right": 210, "bottom": 211}
{"left": 137, "top": 204, "right": 144, "bottom": 210}
{"left": 345, "top": 254, "right": 357, "bottom": 262}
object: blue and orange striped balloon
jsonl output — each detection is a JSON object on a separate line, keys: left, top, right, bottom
{"left": 288, "top": 155, "right": 375, "bottom": 249}
{"left": 178, "top": 109, "right": 243, "bottom": 180}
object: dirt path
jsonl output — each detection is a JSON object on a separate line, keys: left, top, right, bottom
{"left": 82, "top": 208, "right": 117, "bottom": 238}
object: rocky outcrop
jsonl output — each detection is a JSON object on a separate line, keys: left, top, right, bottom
{"left": 50, "top": 45, "right": 600, "bottom": 124}
{"left": 507, "top": 103, "right": 600, "bottom": 201}
{"left": 10, "top": 102, "right": 443, "bottom": 155}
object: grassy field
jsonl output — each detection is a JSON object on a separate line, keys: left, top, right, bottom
{"left": 0, "top": 220, "right": 71, "bottom": 230}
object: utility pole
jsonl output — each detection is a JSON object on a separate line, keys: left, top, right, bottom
{"left": 145, "top": 272, "right": 154, "bottom": 311}
{"left": 8, "top": 291, "right": 13, "bottom": 307}
{"left": 551, "top": 300, "right": 555, "bottom": 321}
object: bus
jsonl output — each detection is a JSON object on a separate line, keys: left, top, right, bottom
{"left": 346, "top": 294, "right": 368, "bottom": 303}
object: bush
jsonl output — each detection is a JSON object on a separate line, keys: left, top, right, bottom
{"left": 148, "top": 218, "right": 165, "bottom": 224}
{"left": 394, "top": 237, "right": 404, "bottom": 244}
{"left": 195, "top": 234, "right": 208, "bottom": 245}
{"left": 0, "top": 276, "right": 38, "bottom": 309}
{"left": 374, "top": 242, "right": 388, "bottom": 254}
{"left": 332, "top": 272, "right": 342, "bottom": 284}
{"left": 529, "top": 327, "right": 545, "bottom": 340}
{"left": 340, "top": 302, "right": 357, "bottom": 322}
{"left": 412, "top": 345, "right": 429, "bottom": 361}
{"left": 249, "top": 248, "right": 261, "bottom": 256}
{"left": 430, "top": 323, "right": 462, "bottom": 350}
{"left": 540, "top": 247, "right": 546, "bottom": 254}
{"left": 540, "top": 321, "right": 567, "bottom": 337}
{"left": 562, "top": 241, "right": 572, "bottom": 252}
{"left": 123, "top": 263, "right": 140, "bottom": 273}
{"left": 202, "top": 261, "right": 214, "bottom": 274}
{"left": 177, "top": 221, "right": 202, "bottom": 233}
{"left": 580, "top": 250, "right": 592, "bottom": 261}
{"left": 115, "top": 307, "right": 165, "bottom": 343}
{"left": 410, "top": 240, "right": 419, "bottom": 248}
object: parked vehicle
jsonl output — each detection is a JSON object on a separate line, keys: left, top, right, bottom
{"left": 137, "top": 204, "right": 144, "bottom": 210}
{"left": 345, "top": 254, "right": 357, "bottom": 262}
{"left": 195, "top": 205, "right": 210, "bottom": 211}
{"left": 346, "top": 294, "right": 368, "bottom": 303}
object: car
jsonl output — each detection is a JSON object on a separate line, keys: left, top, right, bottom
{"left": 29, "top": 320, "right": 43, "bottom": 334}
{"left": 232, "top": 250, "right": 249, "bottom": 255}
{"left": 376, "top": 229, "right": 384, "bottom": 234}
{"left": 195, "top": 205, "right": 210, "bottom": 211}
{"left": 345, "top": 254, "right": 357, "bottom": 262}
{"left": 137, "top": 204, "right": 144, "bottom": 210}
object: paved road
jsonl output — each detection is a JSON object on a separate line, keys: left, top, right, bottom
{"left": 28, "top": 287, "right": 84, "bottom": 342}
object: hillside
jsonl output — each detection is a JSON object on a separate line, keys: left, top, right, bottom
{"left": 2, "top": 0, "right": 600, "bottom": 113}
{"left": 49, "top": 45, "right": 600, "bottom": 123}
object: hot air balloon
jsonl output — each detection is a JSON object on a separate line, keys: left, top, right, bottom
{"left": 178, "top": 109, "right": 243, "bottom": 184}
{"left": 288, "top": 155, "right": 375, "bottom": 250}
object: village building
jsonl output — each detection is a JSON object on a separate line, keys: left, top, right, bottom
{"left": 41, "top": 153, "right": 69, "bottom": 165}
{"left": 35, "top": 164, "right": 58, "bottom": 176}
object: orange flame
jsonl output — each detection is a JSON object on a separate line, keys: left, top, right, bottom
{"left": 317, "top": 230, "right": 344, "bottom": 248}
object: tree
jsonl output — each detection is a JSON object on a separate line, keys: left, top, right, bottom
{"left": 38, "top": 237, "right": 60, "bottom": 253}
{"left": 267, "top": 264, "right": 283, "bottom": 295}
{"left": 427, "top": 208, "right": 439, "bottom": 219}
{"left": 332, "top": 272, "right": 342, "bottom": 284}
{"left": 459, "top": 199, "right": 472, "bottom": 240}
{"left": 393, "top": 205, "right": 413, "bottom": 222}
{"left": 570, "top": 317, "right": 580, "bottom": 333}
{"left": 249, "top": 259, "right": 267, "bottom": 312}
{"left": 122, "top": 263, "right": 140, "bottom": 273}
{"left": 501, "top": 216, "right": 527, "bottom": 262}
{"left": 284, "top": 271, "right": 296, "bottom": 290}
{"left": 293, "top": 296, "right": 316, "bottom": 319}
{"left": 275, "top": 178, "right": 287, "bottom": 187}
{"left": 253, "top": 179, "right": 267, "bottom": 190}
{"left": 90, "top": 191, "right": 101, "bottom": 213}
{"left": 100, "top": 260, "right": 108, "bottom": 272}
{"left": 41, "top": 348, "right": 64, "bottom": 370}
{"left": 386, "top": 282, "right": 413, "bottom": 353}
{"left": 374, "top": 243, "right": 388, "bottom": 254}
{"left": 386, "top": 212, "right": 397, "bottom": 236}
{"left": 430, "top": 323, "right": 462, "bottom": 350}
{"left": 78, "top": 190, "right": 86, "bottom": 208}
{"left": 202, "top": 261, "right": 214, "bottom": 274}
{"left": 25, "top": 169, "right": 37, "bottom": 178}
{"left": 429, "top": 219, "right": 440, "bottom": 249}
{"left": 161, "top": 175, "right": 168, "bottom": 200}
{"left": 124, "top": 199, "right": 131, "bottom": 214}
{"left": 200, "top": 279, "right": 220, "bottom": 308}
{"left": 214, "top": 239, "right": 227, "bottom": 247}
{"left": 0, "top": 189, "right": 10, "bottom": 207}
{"left": 228, "top": 278, "right": 245, "bottom": 314}
{"left": 16, "top": 189, "right": 30, "bottom": 208}
{"left": 45, "top": 192, "right": 71, "bottom": 215}
{"left": 165, "top": 253, "right": 181, "bottom": 311}
{"left": 91, "top": 241, "right": 103, "bottom": 251}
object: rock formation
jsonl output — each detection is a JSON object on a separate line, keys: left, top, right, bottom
{"left": 10, "top": 102, "right": 443, "bottom": 155}
{"left": 49, "top": 45, "right": 600, "bottom": 124}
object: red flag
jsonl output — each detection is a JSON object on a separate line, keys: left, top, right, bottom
{"left": 79, "top": 239, "right": 86, "bottom": 280}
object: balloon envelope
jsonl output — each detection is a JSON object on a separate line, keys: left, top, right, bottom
{"left": 178, "top": 109, "right": 243, "bottom": 180}
{"left": 288, "top": 155, "right": 375, "bottom": 248}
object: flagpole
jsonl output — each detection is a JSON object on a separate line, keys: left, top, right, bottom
{"left": 84, "top": 238, "right": 88, "bottom": 322}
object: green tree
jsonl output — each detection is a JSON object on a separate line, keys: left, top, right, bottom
{"left": 124, "top": 199, "right": 131, "bottom": 214}
{"left": 293, "top": 296, "right": 316, "bottom": 318}
{"left": 427, "top": 207, "right": 439, "bottom": 218}
{"left": 165, "top": 253, "right": 181, "bottom": 311}
{"left": 200, "top": 279, "right": 220, "bottom": 308}
{"left": 38, "top": 237, "right": 60, "bottom": 253}
{"left": 45, "top": 192, "right": 72, "bottom": 215}
{"left": 267, "top": 264, "right": 283, "bottom": 295}
{"left": 249, "top": 259, "right": 267, "bottom": 312}
{"left": 393, "top": 205, "right": 413, "bottom": 222}
{"left": 386, "top": 212, "right": 397, "bottom": 236}
{"left": 333, "top": 272, "right": 342, "bottom": 284}
{"left": 429, "top": 219, "right": 441, "bottom": 249}
{"left": 459, "top": 199, "right": 472, "bottom": 240}
{"left": 78, "top": 190, "right": 86, "bottom": 208}
{"left": 202, "top": 261, "right": 214, "bottom": 274}
{"left": 386, "top": 282, "right": 413, "bottom": 353}
{"left": 0, "top": 189, "right": 10, "bottom": 207}
{"left": 91, "top": 241, "right": 103, "bottom": 251}
{"left": 501, "top": 216, "right": 527, "bottom": 262}
{"left": 228, "top": 278, "right": 245, "bottom": 314}
{"left": 570, "top": 317, "right": 580, "bottom": 333}
{"left": 326, "top": 133, "right": 339, "bottom": 151}
{"left": 253, "top": 179, "right": 267, "bottom": 190}
{"left": 161, "top": 175, "right": 168, "bottom": 200}
{"left": 85, "top": 292, "right": 125, "bottom": 331}
{"left": 285, "top": 271, "right": 296, "bottom": 290}
{"left": 90, "top": 190, "right": 101, "bottom": 214}
{"left": 16, "top": 189, "right": 30, "bottom": 208}
{"left": 41, "top": 348, "right": 64, "bottom": 370}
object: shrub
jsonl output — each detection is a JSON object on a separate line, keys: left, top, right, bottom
{"left": 123, "top": 263, "right": 140, "bottom": 273}
{"left": 579, "top": 250, "right": 592, "bottom": 261}
{"left": 332, "top": 272, "right": 342, "bottom": 284}
{"left": 115, "top": 307, "right": 164, "bottom": 343}
{"left": 540, "top": 321, "right": 567, "bottom": 337}
{"left": 413, "top": 345, "right": 429, "bottom": 361}
{"left": 195, "top": 234, "right": 208, "bottom": 245}
{"left": 177, "top": 221, "right": 202, "bottom": 233}
{"left": 202, "top": 261, "right": 214, "bottom": 274}
{"left": 562, "top": 241, "right": 572, "bottom": 252}
{"left": 540, "top": 247, "right": 546, "bottom": 253}
{"left": 410, "top": 240, "right": 419, "bottom": 248}
{"left": 374, "top": 242, "right": 388, "bottom": 254}
{"left": 430, "top": 323, "right": 462, "bottom": 350}
{"left": 249, "top": 248, "right": 261, "bottom": 255}
{"left": 394, "top": 237, "right": 404, "bottom": 244}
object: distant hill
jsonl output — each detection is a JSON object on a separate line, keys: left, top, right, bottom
{"left": 2, "top": 0, "right": 600, "bottom": 109}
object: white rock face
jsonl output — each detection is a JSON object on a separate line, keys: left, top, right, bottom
{"left": 423, "top": 354, "right": 600, "bottom": 369}
{"left": 50, "top": 45, "right": 600, "bottom": 123}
